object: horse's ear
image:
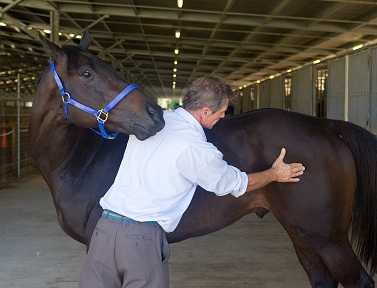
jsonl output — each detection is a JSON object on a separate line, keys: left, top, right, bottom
{"left": 79, "top": 27, "right": 91, "bottom": 51}
{"left": 38, "top": 31, "right": 64, "bottom": 61}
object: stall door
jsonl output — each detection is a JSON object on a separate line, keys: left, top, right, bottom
{"left": 370, "top": 47, "right": 377, "bottom": 134}
{"left": 348, "top": 50, "right": 370, "bottom": 130}
{"left": 327, "top": 58, "right": 346, "bottom": 120}
{"left": 269, "top": 76, "right": 284, "bottom": 109}
{"left": 291, "top": 66, "right": 314, "bottom": 115}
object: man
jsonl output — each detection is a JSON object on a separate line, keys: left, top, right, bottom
{"left": 78, "top": 75, "right": 305, "bottom": 288}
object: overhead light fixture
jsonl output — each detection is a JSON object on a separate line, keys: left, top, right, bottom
{"left": 269, "top": 75, "right": 274, "bottom": 79}
{"left": 175, "top": 30, "right": 181, "bottom": 39}
{"left": 43, "top": 29, "right": 51, "bottom": 34}
{"left": 173, "top": 74, "right": 177, "bottom": 78}
{"left": 313, "top": 59, "right": 321, "bottom": 64}
{"left": 174, "top": 48, "right": 179, "bottom": 55}
{"left": 173, "top": 68, "right": 177, "bottom": 72}
{"left": 353, "top": 44, "right": 363, "bottom": 51}
{"left": 174, "top": 60, "right": 178, "bottom": 65}
{"left": 177, "top": 0, "right": 183, "bottom": 8}
{"left": 0, "top": 22, "right": 7, "bottom": 27}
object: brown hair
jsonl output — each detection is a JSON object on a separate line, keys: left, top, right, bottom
{"left": 182, "top": 75, "right": 237, "bottom": 112}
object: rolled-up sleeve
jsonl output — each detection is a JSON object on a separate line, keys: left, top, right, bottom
{"left": 176, "top": 144, "right": 248, "bottom": 198}
{"left": 196, "top": 155, "right": 248, "bottom": 197}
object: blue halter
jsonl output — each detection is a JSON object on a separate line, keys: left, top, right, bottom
{"left": 50, "top": 60, "right": 138, "bottom": 139}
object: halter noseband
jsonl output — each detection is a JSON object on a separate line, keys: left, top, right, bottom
{"left": 50, "top": 60, "right": 138, "bottom": 139}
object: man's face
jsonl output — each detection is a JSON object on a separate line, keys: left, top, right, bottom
{"left": 201, "top": 100, "right": 229, "bottom": 129}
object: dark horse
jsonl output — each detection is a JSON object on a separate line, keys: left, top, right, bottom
{"left": 30, "top": 30, "right": 377, "bottom": 288}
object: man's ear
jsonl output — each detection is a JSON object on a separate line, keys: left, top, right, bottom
{"left": 201, "top": 107, "right": 211, "bottom": 117}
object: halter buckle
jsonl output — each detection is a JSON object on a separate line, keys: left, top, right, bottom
{"left": 96, "top": 109, "right": 109, "bottom": 123}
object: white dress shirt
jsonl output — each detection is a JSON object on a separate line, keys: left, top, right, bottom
{"left": 100, "top": 107, "right": 248, "bottom": 232}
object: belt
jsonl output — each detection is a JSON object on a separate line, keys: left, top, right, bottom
{"left": 102, "top": 209, "right": 159, "bottom": 226}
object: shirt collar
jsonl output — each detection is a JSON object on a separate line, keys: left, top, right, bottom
{"left": 174, "top": 107, "right": 207, "bottom": 141}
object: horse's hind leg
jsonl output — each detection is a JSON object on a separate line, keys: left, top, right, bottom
{"left": 286, "top": 226, "right": 374, "bottom": 288}
{"left": 314, "top": 238, "right": 374, "bottom": 288}
{"left": 285, "top": 226, "right": 339, "bottom": 288}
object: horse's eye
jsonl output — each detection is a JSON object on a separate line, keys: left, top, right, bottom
{"left": 82, "top": 71, "right": 92, "bottom": 78}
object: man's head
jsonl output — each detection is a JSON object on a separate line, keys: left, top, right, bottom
{"left": 182, "top": 75, "right": 237, "bottom": 129}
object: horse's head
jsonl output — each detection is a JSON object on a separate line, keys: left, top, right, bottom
{"left": 38, "top": 28, "right": 164, "bottom": 140}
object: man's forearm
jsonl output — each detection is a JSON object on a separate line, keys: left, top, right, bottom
{"left": 245, "top": 169, "right": 275, "bottom": 193}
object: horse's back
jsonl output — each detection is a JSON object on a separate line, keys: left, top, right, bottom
{"left": 209, "top": 109, "right": 353, "bottom": 171}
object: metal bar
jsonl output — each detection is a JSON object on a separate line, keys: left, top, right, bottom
{"left": 61, "top": 14, "right": 109, "bottom": 45}
{"left": 344, "top": 55, "right": 349, "bottom": 121}
{"left": 17, "top": 73, "right": 20, "bottom": 180}
{"left": 0, "top": 0, "right": 24, "bottom": 15}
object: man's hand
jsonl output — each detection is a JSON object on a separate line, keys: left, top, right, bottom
{"left": 245, "top": 148, "right": 305, "bottom": 193}
{"left": 272, "top": 148, "right": 305, "bottom": 182}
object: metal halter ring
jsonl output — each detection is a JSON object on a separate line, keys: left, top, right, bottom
{"left": 61, "top": 92, "right": 70, "bottom": 104}
{"left": 96, "top": 109, "right": 109, "bottom": 123}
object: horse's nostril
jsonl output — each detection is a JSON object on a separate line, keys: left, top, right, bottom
{"left": 147, "top": 105, "right": 156, "bottom": 117}
{"left": 147, "top": 104, "right": 165, "bottom": 131}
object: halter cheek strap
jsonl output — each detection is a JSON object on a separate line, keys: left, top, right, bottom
{"left": 50, "top": 60, "right": 138, "bottom": 139}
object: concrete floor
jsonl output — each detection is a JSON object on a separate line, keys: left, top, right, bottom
{"left": 0, "top": 174, "right": 375, "bottom": 288}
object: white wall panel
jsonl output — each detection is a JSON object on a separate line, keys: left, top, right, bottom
{"left": 258, "top": 81, "right": 271, "bottom": 108}
{"left": 370, "top": 48, "right": 377, "bottom": 134}
{"left": 269, "top": 76, "right": 284, "bottom": 109}
{"left": 327, "top": 58, "right": 346, "bottom": 120}
{"left": 348, "top": 50, "right": 370, "bottom": 129}
{"left": 241, "top": 86, "right": 252, "bottom": 113}
{"left": 291, "top": 66, "right": 314, "bottom": 115}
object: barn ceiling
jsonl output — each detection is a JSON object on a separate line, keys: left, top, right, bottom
{"left": 1, "top": 0, "right": 377, "bottom": 100}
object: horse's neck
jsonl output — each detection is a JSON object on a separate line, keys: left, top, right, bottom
{"left": 30, "top": 76, "right": 104, "bottom": 186}
{"left": 30, "top": 86, "right": 128, "bottom": 194}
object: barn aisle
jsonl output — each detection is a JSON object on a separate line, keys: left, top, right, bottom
{"left": 0, "top": 175, "right": 85, "bottom": 288}
{"left": 0, "top": 175, "right": 374, "bottom": 288}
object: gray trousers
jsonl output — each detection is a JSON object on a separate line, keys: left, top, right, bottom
{"left": 78, "top": 216, "right": 170, "bottom": 288}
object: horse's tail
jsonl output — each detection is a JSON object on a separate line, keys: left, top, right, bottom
{"left": 330, "top": 119, "right": 377, "bottom": 275}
